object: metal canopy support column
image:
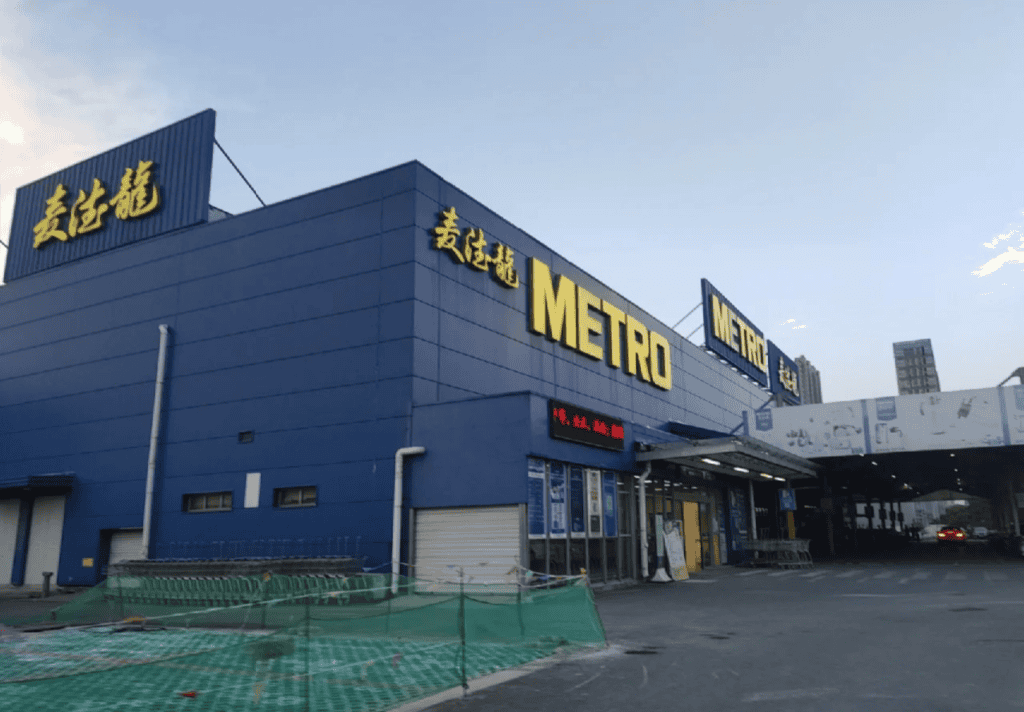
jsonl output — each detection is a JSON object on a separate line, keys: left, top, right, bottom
{"left": 639, "top": 464, "right": 651, "bottom": 580}
{"left": 1009, "top": 479, "right": 1021, "bottom": 537}
{"left": 748, "top": 480, "right": 757, "bottom": 541}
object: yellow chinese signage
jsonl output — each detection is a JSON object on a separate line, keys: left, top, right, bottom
{"left": 529, "top": 257, "right": 672, "bottom": 391}
{"left": 777, "top": 357, "right": 799, "bottom": 397}
{"left": 431, "top": 207, "right": 520, "bottom": 288}
{"left": 33, "top": 159, "right": 161, "bottom": 249}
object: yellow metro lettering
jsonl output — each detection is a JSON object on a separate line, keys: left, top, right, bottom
{"left": 576, "top": 286, "right": 603, "bottom": 361}
{"left": 711, "top": 294, "right": 732, "bottom": 344}
{"left": 601, "top": 300, "right": 625, "bottom": 369}
{"left": 648, "top": 330, "right": 672, "bottom": 390}
{"left": 529, "top": 257, "right": 577, "bottom": 348}
{"left": 625, "top": 315, "right": 651, "bottom": 382}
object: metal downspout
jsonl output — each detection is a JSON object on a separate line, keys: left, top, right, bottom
{"left": 639, "top": 463, "right": 652, "bottom": 579}
{"left": 141, "top": 324, "right": 170, "bottom": 560}
{"left": 392, "top": 447, "right": 425, "bottom": 594}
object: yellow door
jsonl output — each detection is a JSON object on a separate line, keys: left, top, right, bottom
{"left": 683, "top": 501, "right": 701, "bottom": 572}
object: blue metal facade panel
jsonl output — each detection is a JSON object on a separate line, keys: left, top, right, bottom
{"left": 0, "top": 162, "right": 426, "bottom": 585}
{"left": 5, "top": 110, "right": 215, "bottom": 282}
{"left": 0, "top": 147, "right": 784, "bottom": 586}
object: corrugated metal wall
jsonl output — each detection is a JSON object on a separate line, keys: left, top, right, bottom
{"left": 4, "top": 109, "right": 215, "bottom": 282}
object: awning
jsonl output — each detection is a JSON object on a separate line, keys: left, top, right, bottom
{"left": 636, "top": 436, "right": 818, "bottom": 481}
{"left": 0, "top": 472, "right": 75, "bottom": 495}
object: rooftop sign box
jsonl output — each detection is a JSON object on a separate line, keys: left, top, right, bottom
{"left": 700, "top": 278, "right": 769, "bottom": 388}
{"left": 768, "top": 340, "right": 802, "bottom": 405}
{"left": 4, "top": 109, "right": 216, "bottom": 282}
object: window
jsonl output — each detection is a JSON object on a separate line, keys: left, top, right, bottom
{"left": 184, "top": 491, "right": 232, "bottom": 512}
{"left": 274, "top": 486, "right": 317, "bottom": 508}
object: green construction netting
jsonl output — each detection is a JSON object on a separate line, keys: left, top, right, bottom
{"left": 0, "top": 573, "right": 605, "bottom": 712}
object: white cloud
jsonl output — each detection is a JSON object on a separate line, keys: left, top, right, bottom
{"left": 983, "top": 229, "right": 1017, "bottom": 249}
{"left": 792, "top": 324, "right": 807, "bottom": 330}
{"left": 972, "top": 246, "right": 1024, "bottom": 278}
{"left": 0, "top": 121, "right": 25, "bottom": 144}
{"left": 780, "top": 318, "right": 796, "bottom": 325}
{"left": 0, "top": 0, "right": 172, "bottom": 279}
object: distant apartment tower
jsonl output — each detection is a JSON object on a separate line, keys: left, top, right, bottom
{"left": 893, "top": 339, "right": 941, "bottom": 395}
{"left": 794, "top": 355, "right": 823, "bottom": 404}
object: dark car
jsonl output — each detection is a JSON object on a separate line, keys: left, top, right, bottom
{"left": 936, "top": 526, "right": 967, "bottom": 543}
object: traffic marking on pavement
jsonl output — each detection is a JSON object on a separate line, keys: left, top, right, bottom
{"left": 835, "top": 570, "right": 862, "bottom": 578}
{"left": 742, "top": 687, "right": 837, "bottom": 702}
{"left": 898, "top": 571, "right": 931, "bottom": 585}
{"left": 984, "top": 571, "right": 1008, "bottom": 582}
{"left": 798, "top": 572, "right": 822, "bottom": 578}
{"left": 944, "top": 572, "right": 966, "bottom": 581}
{"left": 873, "top": 571, "right": 894, "bottom": 579}
{"left": 738, "top": 570, "right": 768, "bottom": 577}
{"left": 766, "top": 570, "right": 799, "bottom": 577}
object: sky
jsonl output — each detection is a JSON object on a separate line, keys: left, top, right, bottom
{"left": 1, "top": 0, "right": 1022, "bottom": 404}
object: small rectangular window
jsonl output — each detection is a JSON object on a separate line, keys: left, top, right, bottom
{"left": 274, "top": 486, "right": 317, "bottom": 508}
{"left": 184, "top": 491, "right": 233, "bottom": 512}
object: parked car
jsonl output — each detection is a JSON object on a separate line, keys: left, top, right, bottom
{"left": 936, "top": 526, "right": 967, "bottom": 543}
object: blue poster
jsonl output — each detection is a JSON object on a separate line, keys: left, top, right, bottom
{"left": 549, "top": 463, "right": 567, "bottom": 536}
{"left": 602, "top": 472, "right": 618, "bottom": 536}
{"left": 875, "top": 397, "right": 897, "bottom": 421}
{"left": 755, "top": 409, "right": 773, "bottom": 431}
{"left": 528, "top": 458, "right": 546, "bottom": 538}
{"left": 779, "top": 489, "right": 796, "bottom": 511}
{"left": 570, "top": 466, "right": 586, "bottom": 535}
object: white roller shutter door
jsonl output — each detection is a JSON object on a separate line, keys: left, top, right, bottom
{"left": 23, "top": 496, "right": 66, "bottom": 586}
{"left": 0, "top": 499, "right": 20, "bottom": 585}
{"left": 415, "top": 506, "right": 521, "bottom": 588}
{"left": 109, "top": 530, "right": 144, "bottom": 566}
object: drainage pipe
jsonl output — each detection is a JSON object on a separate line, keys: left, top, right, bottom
{"left": 639, "top": 463, "right": 652, "bottom": 579}
{"left": 392, "top": 446, "right": 426, "bottom": 594}
{"left": 141, "top": 324, "right": 170, "bottom": 560}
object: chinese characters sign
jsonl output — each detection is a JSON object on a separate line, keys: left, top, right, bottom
{"left": 777, "top": 358, "right": 799, "bottom": 398}
{"left": 432, "top": 207, "right": 520, "bottom": 288}
{"left": 33, "top": 161, "right": 161, "bottom": 249}
{"left": 5, "top": 109, "right": 215, "bottom": 283}
{"left": 767, "top": 340, "right": 802, "bottom": 406}
{"left": 549, "top": 399, "right": 625, "bottom": 451}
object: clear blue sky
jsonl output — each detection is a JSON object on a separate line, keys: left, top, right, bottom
{"left": 2, "top": 0, "right": 1021, "bottom": 403}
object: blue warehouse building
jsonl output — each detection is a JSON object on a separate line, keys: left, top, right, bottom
{"left": 0, "top": 111, "right": 816, "bottom": 589}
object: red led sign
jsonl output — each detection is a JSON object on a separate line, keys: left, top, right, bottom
{"left": 549, "top": 399, "right": 625, "bottom": 451}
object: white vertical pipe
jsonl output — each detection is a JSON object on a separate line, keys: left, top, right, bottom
{"left": 392, "top": 447, "right": 425, "bottom": 594}
{"left": 141, "top": 324, "right": 170, "bottom": 560}
{"left": 639, "top": 463, "right": 652, "bottom": 579}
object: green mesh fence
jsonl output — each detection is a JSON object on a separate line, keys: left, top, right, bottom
{"left": 0, "top": 572, "right": 605, "bottom": 712}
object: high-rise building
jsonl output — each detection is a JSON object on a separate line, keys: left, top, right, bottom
{"left": 794, "top": 355, "right": 823, "bottom": 404}
{"left": 893, "top": 339, "right": 941, "bottom": 395}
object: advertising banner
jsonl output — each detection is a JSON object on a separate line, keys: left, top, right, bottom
{"left": 570, "top": 466, "right": 586, "bottom": 537}
{"left": 527, "top": 458, "right": 547, "bottom": 538}
{"left": 549, "top": 463, "right": 567, "bottom": 536}
{"left": 663, "top": 520, "right": 688, "bottom": 580}
{"left": 746, "top": 386, "right": 1022, "bottom": 457}
{"left": 779, "top": 489, "right": 796, "bottom": 511}
{"left": 602, "top": 472, "right": 618, "bottom": 537}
